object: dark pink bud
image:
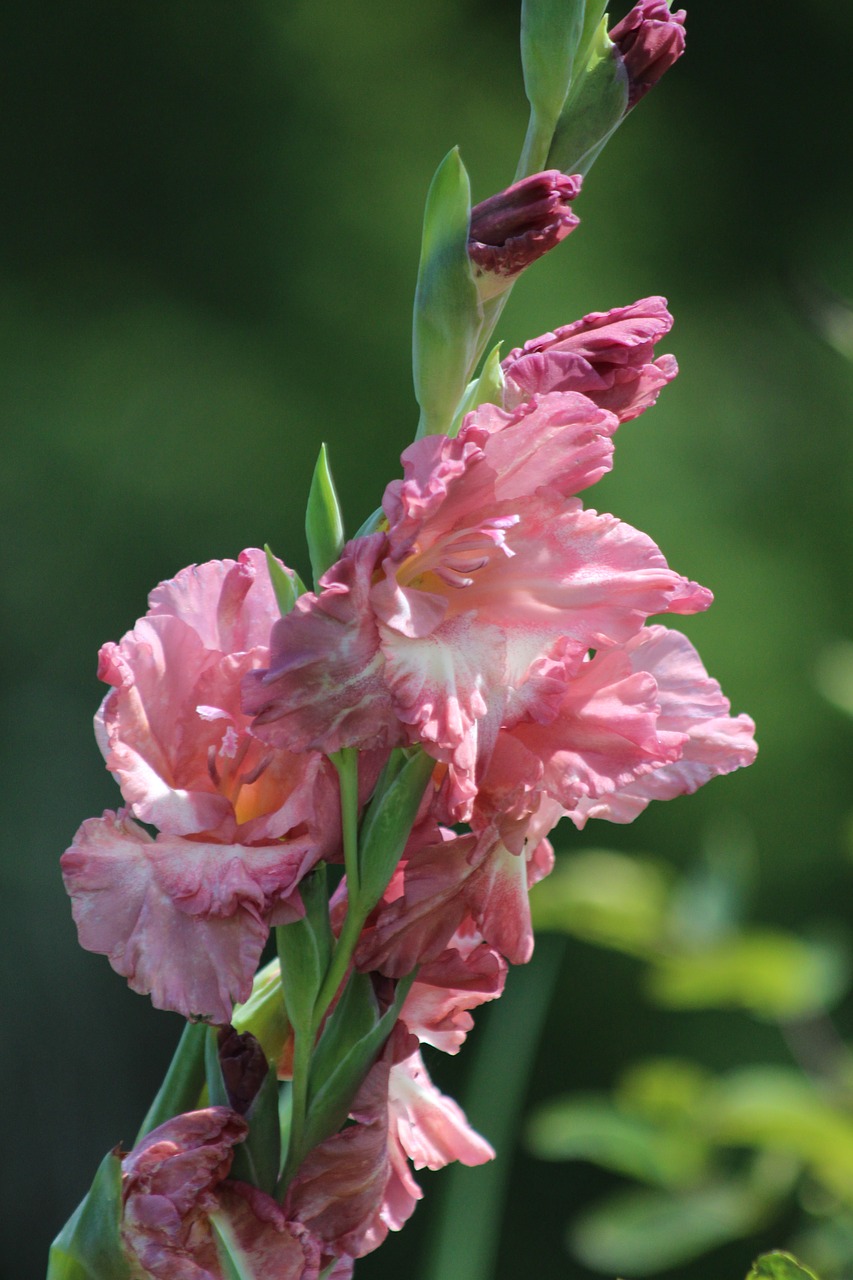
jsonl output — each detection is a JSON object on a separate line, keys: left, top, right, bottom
{"left": 468, "top": 171, "right": 582, "bottom": 300}
{"left": 217, "top": 1023, "right": 269, "bottom": 1115}
{"left": 609, "top": 1, "right": 686, "bottom": 110}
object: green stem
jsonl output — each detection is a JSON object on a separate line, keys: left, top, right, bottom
{"left": 135, "top": 1020, "right": 207, "bottom": 1144}
{"left": 281, "top": 1023, "right": 313, "bottom": 1188}
{"left": 514, "top": 106, "right": 556, "bottom": 181}
{"left": 331, "top": 747, "right": 360, "bottom": 900}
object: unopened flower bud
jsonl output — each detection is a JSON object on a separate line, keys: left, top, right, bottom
{"left": 217, "top": 1023, "right": 269, "bottom": 1116}
{"left": 468, "top": 171, "right": 581, "bottom": 301}
{"left": 609, "top": 0, "right": 686, "bottom": 110}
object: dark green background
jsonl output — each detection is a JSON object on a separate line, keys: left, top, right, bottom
{"left": 4, "top": 1, "right": 853, "bottom": 1276}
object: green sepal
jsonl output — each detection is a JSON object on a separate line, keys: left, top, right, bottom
{"left": 520, "top": 0, "right": 585, "bottom": 127}
{"left": 547, "top": 18, "right": 629, "bottom": 176}
{"left": 448, "top": 343, "right": 505, "bottom": 438}
{"left": 305, "top": 444, "right": 345, "bottom": 589}
{"left": 300, "top": 971, "right": 417, "bottom": 1156}
{"left": 263, "top": 544, "right": 305, "bottom": 616}
{"left": 232, "top": 958, "right": 291, "bottom": 1066}
{"left": 135, "top": 1019, "right": 208, "bottom": 1143}
{"left": 356, "top": 748, "right": 436, "bottom": 913}
{"left": 47, "top": 1149, "right": 131, "bottom": 1280}
{"left": 230, "top": 1064, "right": 282, "bottom": 1197}
{"left": 275, "top": 866, "right": 333, "bottom": 1033}
{"left": 413, "top": 148, "right": 483, "bottom": 439}
{"left": 204, "top": 1024, "right": 230, "bottom": 1109}
{"left": 211, "top": 1213, "right": 260, "bottom": 1280}
{"left": 309, "top": 970, "right": 381, "bottom": 1104}
{"left": 747, "top": 1253, "right": 821, "bottom": 1280}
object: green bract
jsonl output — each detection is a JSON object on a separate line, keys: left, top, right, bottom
{"left": 305, "top": 443, "right": 345, "bottom": 589}
{"left": 413, "top": 148, "right": 482, "bottom": 439}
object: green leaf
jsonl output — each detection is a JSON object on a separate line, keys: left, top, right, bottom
{"left": 230, "top": 1063, "right": 282, "bottom": 1196}
{"left": 309, "top": 970, "right": 380, "bottom": 1102}
{"left": 413, "top": 148, "right": 482, "bottom": 438}
{"left": 135, "top": 1019, "right": 207, "bottom": 1142}
{"left": 211, "top": 1213, "right": 260, "bottom": 1280}
{"left": 47, "top": 1150, "right": 131, "bottom": 1280}
{"left": 263, "top": 544, "right": 305, "bottom": 615}
{"left": 547, "top": 18, "right": 629, "bottom": 176}
{"left": 747, "top": 1252, "right": 822, "bottom": 1280}
{"left": 615, "top": 1057, "right": 714, "bottom": 1126}
{"left": 301, "top": 971, "right": 416, "bottom": 1155}
{"left": 275, "top": 867, "right": 332, "bottom": 1035}
{"left": 529, "top": 849, "right": 670, "bottom": 955}
{"left": 448, "top": 342, "right": 505, "bottom": 438}
{"left": 647, "top": 929, "right": 849, "bottom": 1019}
{"left": 526, "top": 1095, "right": 706, "bottom": 1188}
{"left": 710, "top": 1066, "right": 853, "bottom": 1203}
{"left": 356, "top": 748, "right": 436, "bottom": 913}
{"left": 570, "top": 1181, "right": 767, "bottom": 1276}
{"left": 305, "top": 444, "right": 345, "bottom": 589}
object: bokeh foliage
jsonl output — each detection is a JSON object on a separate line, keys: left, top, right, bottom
{"left": 3, "top": 0, "right": 853, "bottom": 1276}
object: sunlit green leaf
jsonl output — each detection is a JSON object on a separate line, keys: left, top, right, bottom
{"left": 647, "top": 930, "right": 849, "bottom": 1019}
{"left": 263, "top": 545, "right": 305, "bottom": 615}
{"left": 448, "top": 342, "right": 504, "bottom": 438}
{"left": 47, "top": 1150, "right": 131, "bottom": 1280}
{"left": 615, "top": 1057, "right": 714, "bottom": 1126}
{"left": 710, "top": 1066, "right": 853, "bottom": 1203}
{"left": 746, "top": 1251, "right": 821, "bottom": 1280}
{"left": 570, "top": 1181, "right": 767, "bottom": 1275}
{"left": 529, "top": 849, "right": 670, "bottom": 955}
{"left": 526, "top": 1094, "right": 706, "bottom": 1187}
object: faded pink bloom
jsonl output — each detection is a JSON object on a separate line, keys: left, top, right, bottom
{"left": 501, "top": 297, "right": 678, "bottom": 422}
{"left": 121, "top": 1108, "right": 319, "bottom": 1280}
{"left": 400, "top": 934, "right": 507, "bottom": 1053}
{"left": 567, "top": 624, "right": 757, "bottom": 825}
{"left": 468, "top": 171, "right": 582, "bottom": 300}
{"left": 285, "top": 1025, "right": 492, "bottom": 1262}
{"left": 62, "top": 551, "right": 339, "bottom": 1022}
{"left": 610, "top": 0, "right": 687, "bottom": 110}
{"left": 246, "top": 393, "right": 710, "bottom": 817}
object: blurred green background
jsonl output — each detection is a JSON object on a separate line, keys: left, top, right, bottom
{"left": 4, "top": 0, "right": 853, "bottom": 1275}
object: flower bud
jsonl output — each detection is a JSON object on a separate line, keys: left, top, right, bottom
{"left": 468, "top": 170, "right": 581, "bottom": 301}
{"left": 217, "top": 1024, "right": 269, "bottom": 1116}
{"left": 609, "top": 0, "right": 686, "bottom": 110}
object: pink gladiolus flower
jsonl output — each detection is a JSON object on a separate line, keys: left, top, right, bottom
{"left": 246, "top": 392, "right": 711, "bottom": 817}
{"left": 285, "top": 1025, "right": 492, "bottom": 1262}
{"left": 501, "top": 297, "right": 678, "bottom": 422}
{"left": 610, "top": 0, "right": 687, "bottom": 110}
{"left": 120, "top": 1108, "right": 320, "bottom": 1279}
{"left": 468, "top": 171, "right": 582, "bottom": 300}
{"left": 61, "top": 550, "right": 339, "bottom": 1022}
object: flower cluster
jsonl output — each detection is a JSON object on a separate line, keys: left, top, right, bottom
{"left": 54, "top": 5, "right": 756, "bottom": 1276}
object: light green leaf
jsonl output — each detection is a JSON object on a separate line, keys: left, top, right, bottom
{"left": 529, "top": 849, "right": 670, "bottom": 955}
{"left": 47, "top": 1150, "right": 131, "bottom": 1280}
{"left": 710, "top": 1066, "right": 853, "bottom": 1203}
{"left": 413, "top": 148, "right": 482, "bottom": 439}
{"left": 275, "top": 868, "right": 332, "bottom": 1034}
{"left": 526, "top": 1094, "right": 707, "bottom": 1187}
{"left": 570, "top": 1181, "right": 767, "bottom": 1276}
{"left": 305, "top": 444, "right": 345, "bottom": 589}
{"left": 747, "top": 1252, "right": 821, "bottom": 1280}
{"left": 647, "top": 929, "right": 849, "bottom": 1019}
{"left": 232, "top": 958, "right": 290, "bottom": 1066}
{"left": 520, "top": 0, "right": 584, "bottom": 122}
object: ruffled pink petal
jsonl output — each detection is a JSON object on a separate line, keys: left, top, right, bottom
{"left": 389, "top": 1048, "right": 494, "bottom": 1169}
{"left": 502, "top": 297, "right": 677, "bottom": 421}
{"left": 216, "top": 1184, "right": 321, "bottom": 1280}
{"left": 61, "top": 811, "right": 310, "bottom": 1021}
{"left": 460, "top": 392, "right": 619, "bottom": 499}
{"left": 147, "top": 548, "right": 282, "bottom": 656}
{"left": 245, "top": 534, "right": 404, "bottom": 754}
{"left": 569, "top": 626, "right": 758, "bottom": 826}
{"left": 507, "top": 643, "right": 687, "bottom": 810}
{"left": 401, "top": 942, "right": 507, "bottom": 1054}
